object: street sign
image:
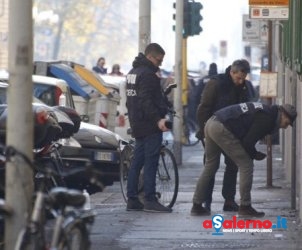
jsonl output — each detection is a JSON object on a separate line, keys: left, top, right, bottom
{"left": 249, "top": 0, "right": 289, "bottom": 6}
{"left": 250, "top": 6, "right": 289, "bottom": 19}
{"left": 242, "top": 14, "right": 268, "bottom": 43}
{"left": 219, "top": 40, "right": 227, "bottom": 58}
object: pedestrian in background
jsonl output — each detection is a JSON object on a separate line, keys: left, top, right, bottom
{"left": 92, "top": 57, "right": 107, "bottom": 74}
{"left": 125, "top": 43, "right": 172, "bottom": 213}
{"left": 190, "top": 63, "right": 218, "bottom": 123}
{"left": 194, "top": 59, "right": 252, "bottom": 213}
{"left": 192, "top": 102, "right": 297, "bottom": 217}
{"left": 109, "top": 64, "right": 124, "bottom": 76}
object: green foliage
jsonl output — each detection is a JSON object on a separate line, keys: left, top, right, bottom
{"left": 33, "top": 0, "right": 138, "bottom": 70}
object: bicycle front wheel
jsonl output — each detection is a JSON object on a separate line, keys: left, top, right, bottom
{"left": 156, "top": 147, "right": 179, "bottom": 208}
{"left": 15, "top": 228, "right": 45, "bottom": 250}
{"left": 120, "top": 144, "right": 134, "bottom": 202}
{"left": 58, "top": 222, "right": 90, "bottom": 250}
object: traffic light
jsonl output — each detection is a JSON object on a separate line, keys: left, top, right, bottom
{"left": 190, "top": 2, "right": 203, "bottom": 35}
{"left": 172, "top": 2, "right": 176, "bottom": 32}
{"left": 183, "top": 0, "right": 192, "bottom": 37}
{"left": 172, "top": 1, "right": 203, "bottom": 37}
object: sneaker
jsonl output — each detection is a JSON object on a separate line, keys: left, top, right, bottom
{"left": 223, "top": 200, "right": 239, "bottom": 212}
{"left": 238, "top": 205, "right": 265, "bottom": 218}
{"left": 126, "top": 198, "right": 144, "bottom": 211}
{"left": 143, "top": 200, "right": 172, "bottom": 213}
{"left": 190, "top": 203, "right": 210, "bottom": 216}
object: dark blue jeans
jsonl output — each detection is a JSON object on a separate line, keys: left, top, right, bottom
{"left": 127, "top": 132, "right": 162, "bottom": 201}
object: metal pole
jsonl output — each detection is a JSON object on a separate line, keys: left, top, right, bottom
{"left": 182, "top": 38, "right": 188, "bottom": 106}
{"left": 266, "top": 20, "right": 273, "bottom": 187}
{"left": 138, "top": 0, "right": 151, "bottom": 53}
{"left": 290, "top": 0, "right": 298, "bottom": 210}
{"left": 291, "top": 75, "right": 297, "bottom": 210}
{"left": 173, "top": 0, "right": 183, "bottom": 165}
{"left": 5, "top": 0, "right": 34, "bottom": 248}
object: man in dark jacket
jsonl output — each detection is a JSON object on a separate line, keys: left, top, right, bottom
{"left": 195, "top": 59, "right": 252, "bottom": 212}
{"left": 126, "top": 43, "right": 172, "bottom": 213}
{"left": 191, "top": 102, "right": 297, "bottom": 217}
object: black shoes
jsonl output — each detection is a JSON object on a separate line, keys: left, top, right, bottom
{"left": 238, "top": 205, "right": 265, "bottom": 217}
{"left": 223, "top": 200, "right": 239, "bottom": 212}
{"left": 190, "top": 203, "right": 210, "bottom": 216}
{"left": 144, "top": 200, "right": 172, "bottom": 213}
{"left": 126, "top": 198, "right": 144, "bottom": 211}
{"left": 127, "top": 198, "right": 172, "bottom": 213}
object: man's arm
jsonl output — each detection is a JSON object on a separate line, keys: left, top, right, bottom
{"left": 196, "top": 80, "right": 218, "bottom": 139}
{"left": 139, "top": 72, "right": 164, "bottom": 125}
{"left": 241, "top": 112, "right": 275, "bottom": 159}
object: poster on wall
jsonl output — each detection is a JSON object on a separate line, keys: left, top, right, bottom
{"left": 259, "top": 72, "right": 277, "bottom": 97}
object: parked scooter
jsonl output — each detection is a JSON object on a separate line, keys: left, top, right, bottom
{"left": 0, "top": 102, "right": 80, "bottom": 197}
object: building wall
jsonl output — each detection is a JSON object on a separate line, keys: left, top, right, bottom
{"left": 0, "top": 0, "right": 8, "bottom": 70}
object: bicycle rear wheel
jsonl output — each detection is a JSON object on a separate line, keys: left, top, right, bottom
{"left": 156, "top": 147, "right": 179, "bottom": 208}
{"left": 120, "top": 144, "right": 179, "bottom": 208}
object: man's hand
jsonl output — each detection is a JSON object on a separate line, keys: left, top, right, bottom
{"left": 254, "top": 151, "right": 266, "bottom": 161}
{"left": 157, "top": 118, "right": 170, "bottom": 132}
{"left": 195, "top": 129, "right": 204, "bottom": 140}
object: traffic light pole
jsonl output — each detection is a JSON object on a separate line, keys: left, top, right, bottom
{"left": 173, "top": 0, "right": 184, "bottom": 165}
{"left": 182, "top": 37, "right": 188, "bottom": 106}
{"left": 138, "top": 0, "right": 151, "bottom": 53}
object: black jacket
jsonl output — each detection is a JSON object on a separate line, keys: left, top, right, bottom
{"left": 126, "top": 53, "right": 168, "bottom": 138}
{"left": 215, "top": 102, "right": 279, "bottom": 159}
{"left": 196, "top": 66, "right": 251, "bottom": 139}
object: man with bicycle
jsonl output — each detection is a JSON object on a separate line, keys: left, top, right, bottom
{"left": 125, "top": 43, "right": 172, "bottom": 213}
{"left": 192, "top": 59, "right": 254, "bottom": 215}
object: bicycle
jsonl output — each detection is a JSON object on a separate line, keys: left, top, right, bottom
{"left": 120, "top": 83, "right": 179, "bottom": 208}
{"left": 120, "top": 140, "right": 178, "bottom": 208}
{"left": 1, "top": 145, "right": 95, "bottom": 250}
{"left": 0, "top": 199, "right": 13, "bottom": 250}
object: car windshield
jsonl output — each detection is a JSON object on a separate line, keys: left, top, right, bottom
{"left": 33, "top": 83, "right": 62, "bottom": 106}
{"left": 0, "top": 83, "right": 44, "bottom": 105}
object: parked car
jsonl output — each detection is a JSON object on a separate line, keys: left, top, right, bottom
{"left": 0, "top": 72, "right": 124, "bottom": 193}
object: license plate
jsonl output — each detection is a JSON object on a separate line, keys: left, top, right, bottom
{"left": 95, "top": 152, "right": 113, "bottom": 161}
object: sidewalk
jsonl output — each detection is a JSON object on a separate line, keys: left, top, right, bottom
{"left": 90, "top": 142, "right": 302, "bottom": 250}
{"left": 179, "top": 143, "right": 301, "bottom": 249}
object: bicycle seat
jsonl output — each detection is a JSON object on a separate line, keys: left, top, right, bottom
{"left": 48, "top": 187, "right": 86, "bottom": 208}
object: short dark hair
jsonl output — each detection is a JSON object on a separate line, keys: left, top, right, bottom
{"left": 97, "top": 57, "right": 105, "bottom": 63}
{"left": 144, "top": 43, "right": 165, "bottom": 57}
{"left": 231, "top": 59, "right": 250, "bottom": 74}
